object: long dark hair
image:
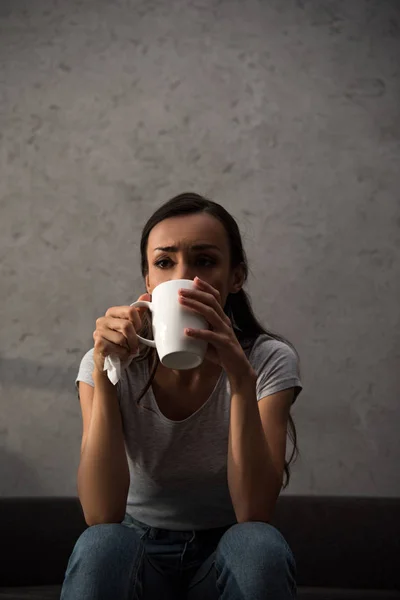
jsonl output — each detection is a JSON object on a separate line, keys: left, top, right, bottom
{"left": 135, "top": 192, "right": 299, "bottom": 487}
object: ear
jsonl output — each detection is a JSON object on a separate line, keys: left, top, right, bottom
{"left": 230, "top": 262, "right": 246, "bottom": 294}
{"left": 145, "top": 273, "right": 151, "bottom": 294}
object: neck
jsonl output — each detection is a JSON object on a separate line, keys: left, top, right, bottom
{"left": 155, "top": 359, "right": 221, "bottom": 389}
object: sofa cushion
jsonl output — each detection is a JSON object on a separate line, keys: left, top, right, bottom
{"left": 0, "top": 586, "right": 399, "bottom": 600}
{"left": 0, "top": 498, "right": 86, "bottom": 587}
{"left": 273, "top": 495, "right": 400, "bottom": 591}
{"left": 0, "top": 496, "right": 399, "bottom": 591}
{"left": 0, "top": 587, "right": 61, "bottom": 599}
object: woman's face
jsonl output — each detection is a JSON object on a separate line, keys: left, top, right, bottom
{"left": 145, "top": 213, "right": 244, "bottom": 306}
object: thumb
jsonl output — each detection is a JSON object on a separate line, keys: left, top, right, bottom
{"left": 135, "top": 293, "right": 151, "bottom": 318}
{"left": 136, "top": 292, "right": 151, "bottom": 303}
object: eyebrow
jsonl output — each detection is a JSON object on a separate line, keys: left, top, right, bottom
{"left": 153, "top": 244, "right": 222, "bottom": 253}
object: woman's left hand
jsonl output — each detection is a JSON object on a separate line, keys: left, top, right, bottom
{"left": 179, "top": 277, "right": 255, "bottom": 383}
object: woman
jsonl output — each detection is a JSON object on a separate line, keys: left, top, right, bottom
{"left": 61, "top": 192, "right": 302, "bottom": 600}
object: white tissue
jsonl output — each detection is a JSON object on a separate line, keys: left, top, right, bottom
{"left": 103, "top": 352, "right": 138, "bottom": 385}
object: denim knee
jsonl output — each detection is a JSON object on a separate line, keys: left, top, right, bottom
{"left": 61, "top": 523, "right": 144, "bottom": 600}
{"left": 215, "top": 521, "right": 296, "bottom": 596}
{"left": 69, "top": 524, "right": 133, "bottom": 569}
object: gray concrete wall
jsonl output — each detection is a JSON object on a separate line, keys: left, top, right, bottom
{"left": 1, "top": 0, "right": 399, "bottom": 497}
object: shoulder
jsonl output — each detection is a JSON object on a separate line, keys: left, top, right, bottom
{"left": 249, "top": 334, "right": 298, "bottom": 368}
{"left": 80, "top": 347, "right": 95, "bottom": 366}
{"left": 77, "top": 347, "right": 95, "bottom": 378}
{"left": 75, "top": 348, "right": 95, "bottom": 395}
{"left": 75, "top": 349, "right": 149, "bottom": 399}
{"left": 247, "top": 334, "right": 302, "bottom": 401}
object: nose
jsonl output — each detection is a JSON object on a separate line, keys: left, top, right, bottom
{"left": 175, "top": 262, "right": 196, "bottom": 281}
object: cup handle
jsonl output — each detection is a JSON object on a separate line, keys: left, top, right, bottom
{"left": 130, "top": 301, "right": 156, "bottom": 348}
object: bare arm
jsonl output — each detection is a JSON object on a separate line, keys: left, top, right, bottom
{"left": 228, "top": 370, "right": 294, "bottom": 524}
{"left": 174, "top": 277, "right": 295, "bottom": 522}
{"left": 77, "top": 373, "right": 129, "bottom": 526}
{"left": 77, "top": 298, "right": 149, "bottom": 526}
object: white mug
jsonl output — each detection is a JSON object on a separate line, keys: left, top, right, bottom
{"left": 130, "top": 279, "right": 209, "bottom": 370}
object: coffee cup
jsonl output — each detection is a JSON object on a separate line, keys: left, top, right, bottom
{"left": 130, "top": 279, "right": 208, "bottom": 370}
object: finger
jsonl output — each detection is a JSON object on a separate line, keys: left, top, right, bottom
{"left": 133, "top": 293, "right": 152, "bottom": 319}
{"left": 105, "top": 305, "right": 143, "bottom": 332}
{"left": 96, "top": 318, "right": 138, "bottom": 353}
{"left": 185, "top": 327, "right": 229, "bottom": 347}
{"left": 93, "top": 335, "right": 133, "bottom": 360}
{"left": 193, "top": 277, "right": 221, "bottom": 303}
{"left": 106, "top": 316, "right": 140, "bottom": 351}
{"left": 180, "top": 287, "right": 226, "bottom": 319}
{"left": 179, "top": 296, "right": 230, "bottom": 329}
{"left": 105, "top": 305, "right": 142, "bottom": 325}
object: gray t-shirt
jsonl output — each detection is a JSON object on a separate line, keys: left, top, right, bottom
{"left": 76, "top": 334, "right": 302, "bottom": 530}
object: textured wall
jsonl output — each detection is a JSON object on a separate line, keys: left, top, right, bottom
{"left": 1, "top": 0, "right": 399, "bottom": 497}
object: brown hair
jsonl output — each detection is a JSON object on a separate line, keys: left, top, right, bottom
{"left": 134, "top": 192, "right": 300, "bottom": 487}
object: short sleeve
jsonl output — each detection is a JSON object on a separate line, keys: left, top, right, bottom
{"left": 75, "top": 348, "right": 95, "bottom": 396}
{"left": 250, "top": 336, "right": 303, "bottom": 403}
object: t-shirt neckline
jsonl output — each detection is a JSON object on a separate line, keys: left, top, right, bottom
{"left": 145, "top": 361, "right": 225, "bottom": 425}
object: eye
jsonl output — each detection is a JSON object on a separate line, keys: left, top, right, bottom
{"left": 196, "top": 256, "right": 216, "bottom": 267}
{"left": 154, "top": 258, "right": 173, "bottom": 269}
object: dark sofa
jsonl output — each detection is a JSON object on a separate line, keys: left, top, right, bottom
{"left": 0, "top": 496, "right": 399, "bottom": 599}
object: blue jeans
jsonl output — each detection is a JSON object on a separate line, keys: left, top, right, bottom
{"left": 61, "top": 514, "right": 296, "bottom": 599}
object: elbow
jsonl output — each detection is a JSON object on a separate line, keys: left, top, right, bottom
{"left": 80, "top": 496, "right": 127, "bottom": 527}
{"left": 84, "top": 510, "right": 125, "bottom": 527}
{"left": 236, "top": 511, "right": 272, "bottom": 525}
{"left": 233, "top": 495, "right": 279, "bottom": 525}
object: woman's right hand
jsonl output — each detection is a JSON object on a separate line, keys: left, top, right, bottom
{"left": 92, "top": 294, "right": 150, "bottom": 374}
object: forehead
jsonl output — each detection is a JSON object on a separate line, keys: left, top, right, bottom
{"left": 148, "top": 213, "right": 229, "bottom": 250}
